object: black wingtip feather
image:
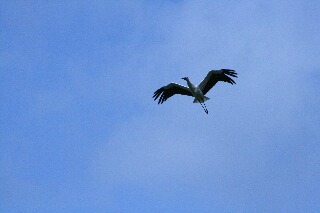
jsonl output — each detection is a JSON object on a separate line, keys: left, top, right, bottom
{"left": 153, "top": 87, "right": 164, "bottom": 101}
{"left": 223, "top": 69, "right": 238, "bottom": 78}
{"left": 153, "top": 87, "right": 167, "bottom": 104}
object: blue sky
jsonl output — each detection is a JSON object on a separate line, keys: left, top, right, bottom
{"left": 1, "top": 1, "right": 320, "bottom": 212}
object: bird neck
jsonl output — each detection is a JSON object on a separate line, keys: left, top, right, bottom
{"left": 185, "top": 79, "right": 194, "bottom": 89}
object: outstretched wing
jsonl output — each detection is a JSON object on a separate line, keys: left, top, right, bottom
{"left": 198, "top": 69, "right": 238, "bottom": 95}
{"left": 153, "top": 83, "right": 193, "bottom": 104}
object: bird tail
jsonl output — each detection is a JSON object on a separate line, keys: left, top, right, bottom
{"left": 193, "top": 96, "right": 210, "bottom": 103}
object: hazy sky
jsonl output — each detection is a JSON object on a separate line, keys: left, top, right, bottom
{"left": 1, "top": 1, "right": 320, "bottom": 212}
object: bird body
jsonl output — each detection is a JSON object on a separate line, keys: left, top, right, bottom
{"left": 153, "top": 69, "right": 237, "bottom": 114}
{"left": 182, "top": 77, "right": 209, "bottom": 104}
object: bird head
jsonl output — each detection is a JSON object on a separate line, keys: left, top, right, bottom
{"left": 181, "top": 77, "right": 189, "bottom": 81}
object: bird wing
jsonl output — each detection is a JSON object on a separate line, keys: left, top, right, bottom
{"left": 153, "top": 83, "right": 193, "bottom": 104}
{"left": 198, "top": 69, "right": 238, "bottom": 95}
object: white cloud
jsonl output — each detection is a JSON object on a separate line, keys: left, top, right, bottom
{"left": 90, "top": 0, "right": 320, "bottom": 211}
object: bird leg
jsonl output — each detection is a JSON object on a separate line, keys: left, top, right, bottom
{"left": 198, "top": 99, "right": 208, "bottom": 114}
{"left": 203, "top": 101, "right": 209, "bottom": 114}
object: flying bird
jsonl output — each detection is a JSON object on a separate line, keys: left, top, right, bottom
{"left": 152, "top": 69, "right": 237, "bottom": 114}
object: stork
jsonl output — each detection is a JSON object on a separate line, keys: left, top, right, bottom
{"left": 152, "top": 69, "right": 237, "bottom": 114}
